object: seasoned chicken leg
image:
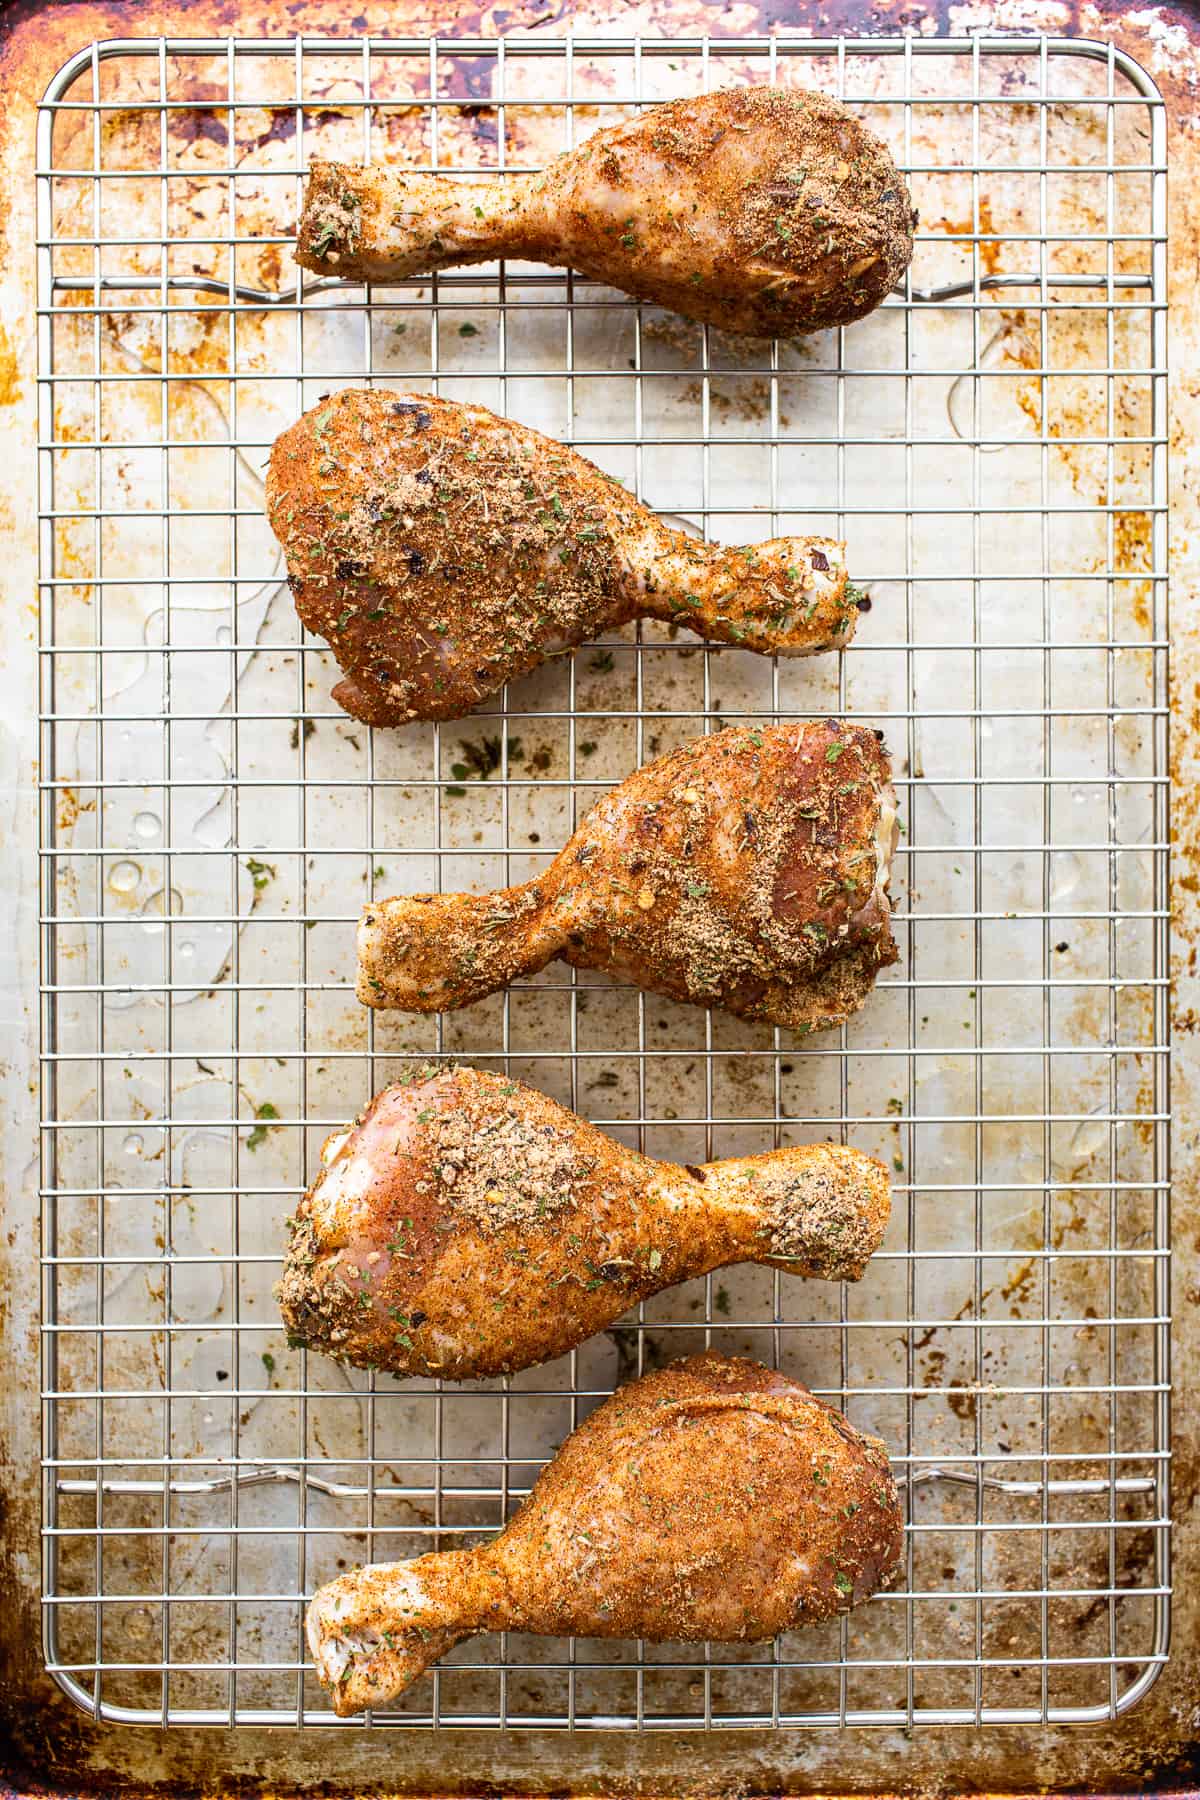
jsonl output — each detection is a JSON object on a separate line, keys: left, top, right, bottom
{"left": 266, "top": 388, "right": 861, "bottom": 727}
{"left": 276, "top": 1065, "right": 890, "bottom": 1380}
{"left": 307, "top": 1351, "right": 904, "bottom": 1714}
{"left": 359, "top": 722, "right": 899, "bottom": 1032}
{"left": 297, "top": 87, "right": 915, "bottom": 339}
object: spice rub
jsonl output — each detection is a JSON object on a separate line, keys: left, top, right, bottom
{"left": 265, "top": 387, "right": 860, "bottom": 726}
{"left": 307, "top": 1351, "right": 904, "bottom": 1715}
{"left": 297, "top": 87, "right": 915, "bottom": 339}
{"left": 275, "top": 1064, "right": 891, "bottom": 1381}
{"left": 357, "top": 721, "right": 900, "bottom": 1032}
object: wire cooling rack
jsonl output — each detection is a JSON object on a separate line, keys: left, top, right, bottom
{"left": 37, "top": 32, "right": 1170, "bottom": 1730}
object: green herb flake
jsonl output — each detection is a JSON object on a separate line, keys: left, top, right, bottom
{"left": 246, "top": 1101, "right": 279, "bottom": 1151}
{"left": 245, "top": 856, "right": 275, "bottom": 892}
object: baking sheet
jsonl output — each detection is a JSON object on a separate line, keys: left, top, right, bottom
{"left": 2, "top": 3, "right": 1194, "bottom": 1785}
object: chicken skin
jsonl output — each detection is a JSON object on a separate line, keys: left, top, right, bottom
{"left": 276, "top": 1065, "right": 890, "bottom": 1381}
{"left": 359, "top": 722, "right": 899, "bottom": 1033}
{"left": 308, "top": 1350, "right": 904, "bottom": 1715}
{"left": 296, "top": 87, "right": 915, "bottom": 339}
{"left": 266, "top": 388, "right": 860, "bottom": 727}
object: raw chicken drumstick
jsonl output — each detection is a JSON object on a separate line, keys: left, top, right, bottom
{"left": 359, "top": 722, "right": 899, "bottom": 1033}
{"left": 266, "top": 387, "right": 861, "bottom": 727}
{"left": 276, "top": 1064, "right": 891, "bottom": 1380}
{"left": 307, "top": 1351, "right": 904, "bottom": 1714}
{"left": 296, "top": 86, "right": 915, "bottom": 339}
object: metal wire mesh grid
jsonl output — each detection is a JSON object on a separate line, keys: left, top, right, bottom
{"left": 36, "top": 31, "right": 1170, "bottom": 1730}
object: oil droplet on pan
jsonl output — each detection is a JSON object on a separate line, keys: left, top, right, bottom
{"left": 107, "top": 860, "right": 142, "bottom": 895}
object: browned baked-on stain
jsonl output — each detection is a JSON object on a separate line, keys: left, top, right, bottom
{"left": 54, "top": 785, "right": 94, "bottom": 831}
{"left": 0, "top": 319, "right": 20, "bottom": 406}
{"left": 928, "top": 193, "right": 1005, "bottom": 280}
{"left": 999, "top": 1255, "right": 1036, "bottom": 1308}
{"left": 943, "top": 1376, "right": 977, "bottom": 1424}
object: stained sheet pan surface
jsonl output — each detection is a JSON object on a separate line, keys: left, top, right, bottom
{"left": 2, "top": 1, "right": 1200, "bottom": 1795}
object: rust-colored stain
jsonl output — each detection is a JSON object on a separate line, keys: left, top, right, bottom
{"left": 0, "top": 320, "right": 20, "bottom": 407}
{"left": 926, "top": 193, "right": 1006, "bottom": 278}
